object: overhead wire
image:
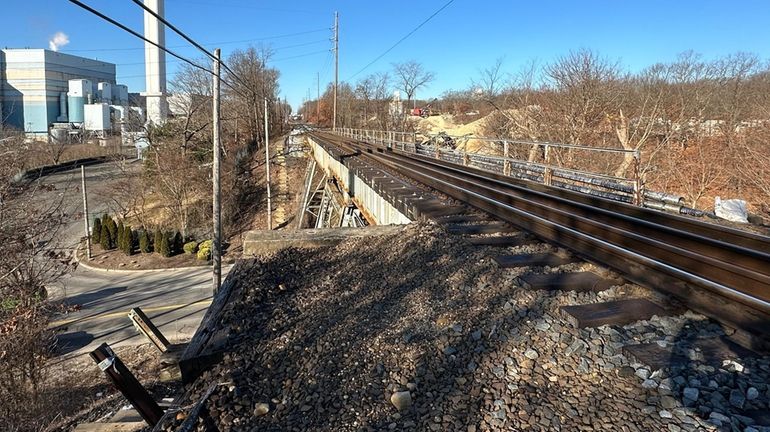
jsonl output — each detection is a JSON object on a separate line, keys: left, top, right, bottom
{"left": 61, "top": 29, "right": 330, "bottom": 53}
{"left": 66, "top": 0, "right": 248, "bottom": 98}
{"left": 347, "top": 0, "right": 455, "bottom": 80}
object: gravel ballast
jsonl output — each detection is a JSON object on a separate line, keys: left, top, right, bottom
{"left": 157, "top": 222, "right": 770, "bottom": 432}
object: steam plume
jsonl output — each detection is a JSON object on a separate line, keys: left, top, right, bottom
{"left": 48, "top": 32, "right": 70, "bottom": 52}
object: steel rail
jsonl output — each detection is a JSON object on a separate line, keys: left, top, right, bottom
{"left": 309, "top": 132, "right": 770, "bottom": 341}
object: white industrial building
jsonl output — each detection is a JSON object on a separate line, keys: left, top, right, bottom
{"left": 0, "top": 48, "right": 138, "bottom": 138}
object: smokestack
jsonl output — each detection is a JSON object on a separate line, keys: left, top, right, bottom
{"left": 143, "top": 0, "right": 168, "bottom": 125}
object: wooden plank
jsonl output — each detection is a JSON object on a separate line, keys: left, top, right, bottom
{"left": 518, "top": 271, "right": 614, "bottom": 291}
{"left": 494, "top": 253, "right": 579, "bottom": 269}
{"left": 623, "top": 337, "right": 757, "bottom": 370}
{"left": 73, "top": 422, "right": 145, "bottom": 432}
{"left": 447, "top": 222, "right": 516, "bottom": 235}
{"left": 561, "top": 298, "right": 668, "bottom": 328}
{"left": 467, "top": 235, "right": 534, "bottom": 247}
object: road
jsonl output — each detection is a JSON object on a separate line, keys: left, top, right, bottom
{"left": 30, "top": 158, "right": 220, "bottom": 356}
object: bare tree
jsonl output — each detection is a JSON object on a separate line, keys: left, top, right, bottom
{"left": 472, "top": 57, "right": 506, "bottom": 98}
{"left": 392, "top": 60, "right": 435, "bottom": 108}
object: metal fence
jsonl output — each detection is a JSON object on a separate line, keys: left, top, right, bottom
{"left": 333, "top": 127, "right": 685, "bottom": 211}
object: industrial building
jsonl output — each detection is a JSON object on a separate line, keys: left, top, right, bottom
{"left": 0, "top": 48, "right": 136, "bottom": 138}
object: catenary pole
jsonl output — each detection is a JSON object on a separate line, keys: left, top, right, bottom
{"left": 264, "top": 97, "right": 273, "bottom": 230}
{"left": 212, "top": 48, "right": 222, "bottom": 294}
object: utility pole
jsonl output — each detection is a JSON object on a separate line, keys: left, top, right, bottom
{"left": 264, "top": 97, "right": 273, "bottom": 230}
{"left": 212, "top": 48, "right": 222, "bottom": 294}
{"left": 333, "top": 11, "right": 339, "bottom": 131}
{"left": 81, "top": 165, "right": 91, "bottom": 260}
{"left": 316, "top": 71, "right": 320, "bottom": 123}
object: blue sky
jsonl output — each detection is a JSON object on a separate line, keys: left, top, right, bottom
{"left": 2, "top": 0, "right": 770, "bottom": 110}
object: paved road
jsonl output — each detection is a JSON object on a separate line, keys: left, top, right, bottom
{"left": 30, "top": 158, "right": 221, "bottom": 356}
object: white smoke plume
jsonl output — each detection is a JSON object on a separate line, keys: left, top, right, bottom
{"left": 48, "top": 32, "right": 70, "bottom": 52}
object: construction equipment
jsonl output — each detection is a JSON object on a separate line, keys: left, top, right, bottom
{"left": 411, "top": 98, "right": 438, "bottom": 118}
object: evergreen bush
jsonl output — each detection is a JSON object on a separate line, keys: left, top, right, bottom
{"left": 153, "top": 228, "right": 163, "bottom": 254}
{"left": 172, "top": 231, "right": 183, "bottom": 255}
{"left": 159, "top": 234, "right": 171, "bottom": 258}
{"left": 117, "top": 222, "right": 125, "bottom": 252}
{"left": 99, "top": 223, "right": 111, "bottom": 250}
{"left": 139, "top": 230, "right": 152, "bottom": 253}
{"left": 183, "top": 241, "right": 198, "bottom": 255}
{"left": 92, "top": 218, "right": 102, "bottom": 244}
{"left": 196, "top": 239, "right": 212, "bottom": 261}
{"left": 106, "top": 217, "right": 117, "bottom": 248}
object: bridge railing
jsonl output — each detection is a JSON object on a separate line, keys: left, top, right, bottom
{"left": 333, "top": 127, "right": 685, "bottom": 211}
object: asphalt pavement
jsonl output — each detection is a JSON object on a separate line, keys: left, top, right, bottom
{"left": 30, "top": 157, "right": 222, "bottom": 356}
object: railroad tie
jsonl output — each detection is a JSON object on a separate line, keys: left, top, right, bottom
{"left": 622, "top": 337, "right": 758, "bottom": 371}
{"left": 560, "top": 298, "right": 669, "bottom": 328}
{"left": 435, "top": 213, "right": 490, "bottom": 224}
{"left": 467, "top": 234, "right": 536, "bottom": 247}
{"left": 494, "top": 252, "right": 579, "bottom": 268}
{"left": 516, "top": 271, "right": 616, "bottom": 292}
{"left": 446, "top": 222, "right": 516, "bottom": 235}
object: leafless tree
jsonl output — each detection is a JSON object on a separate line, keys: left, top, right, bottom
{"left": 472, "top": 57, "right": 506, "bottom": 98}
{"left": 392, "top": 60, "right": 435, "bottom": 108}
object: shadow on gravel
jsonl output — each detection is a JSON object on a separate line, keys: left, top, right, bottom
{"left": 162, "top": 224, "right": 563, "bottom": 431}
{"left": 663, "top": 320, "right": 769, "bottom": 431}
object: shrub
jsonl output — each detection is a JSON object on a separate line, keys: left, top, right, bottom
{"left": 196, "top": 246, "right": 211, "bottom": 261}
{"left": 122, "top": 225, "right": 134, "bottom": 255}
{"left": 92, "top": 217, "right": 102, "bottom": 244}
{"left": 153, "top": 228, "right": 163, "bottom": 254}
{"left": 183, "top": 241, "right": 198, "bottom": 255}
{"left": 106, "top": 217, "right": 117, "bottom": 247}
{"left": 159, "top": 234, "right": 171, "bottom": 258}
{"left": 99, "top": 222, "right": 111, "bottom": 250}
{"left": 196, "top": 239, "right": 212, "bottom": 261}
{"left": 172, "top": 231, "right": 183, "bottom": 255}
{"left": 116, "top": 222, "right": 125, "bottom": 252}
{"left": 139, "top": 230, "right": 151, "bottom": 253}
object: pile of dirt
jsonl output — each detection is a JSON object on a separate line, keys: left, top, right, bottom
{"left": 414, "top": 113, "right": 501, "bottom": 154}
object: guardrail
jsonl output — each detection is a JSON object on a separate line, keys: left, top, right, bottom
{"left": 333, "top": 127, "right": 687, "bottom": 212}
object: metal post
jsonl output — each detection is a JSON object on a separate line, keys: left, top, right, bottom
{"left": 128, "top": 307, "right": 171, "bottom": 352}
{"left": 80, "top": 165, "right": 91, "bottom": 260}
{"left": 212, "top": 48, "right": 222, "bottom": 294}
{"left": 332, "top": 11, "right": 339, "bottom": 131}
{"left": 543, "top": 144, "right": 553, "bottom": 186}
{"left": 503, "top": 141, "right": 511, "bottom": 176}
{"left": 265, "top": 98, "right": 273, "bottom": 230}
{"left": 633, "top": 150, "right": 643, "bottom": 206}
{"left": 90, "top": 343, "right": 164, "bottom": 426}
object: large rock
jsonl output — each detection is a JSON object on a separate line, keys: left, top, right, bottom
{"left": 390, "top": 391, "right": 413, "bottom": 411}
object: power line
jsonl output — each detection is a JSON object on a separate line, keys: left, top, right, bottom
{"left": 129, "top": 0, "right": 252, "bottom": 92}
{"left": 61, "top": 29, "right": 330, "bottom": 53}
{"left": 272, "top": 49, "right": 330, "bottom": 62}
{"left": 66, "top": 0, "right": 246, "bottom": 98}
{"left": 347, "top": 0, "right": 455, "bottom": 80}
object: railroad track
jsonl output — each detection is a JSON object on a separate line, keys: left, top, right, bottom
{"left": 309, "top": 131, "right": 770, "bottom": 351}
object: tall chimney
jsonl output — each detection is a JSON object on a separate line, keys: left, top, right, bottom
{"left": 143, "top": 0, "right": 168, "bottom": 125}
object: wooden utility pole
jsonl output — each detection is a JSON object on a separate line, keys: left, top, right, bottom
{"left": 264, "top": 97, "right": 273, "bottom": 230}
{"left": 80, "top": 165, "right": 91, "bottom": 259}
{"left": 316, "top": 71, "right": 320, "bottom": 123}
{"left": 212, "top": 48, "right": 222, "bottom": 294}
{"left": 333, "top": 11, "right": 339, "bottom": 131}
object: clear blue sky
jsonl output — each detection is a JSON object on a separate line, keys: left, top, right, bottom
{"left": 2, "top": 0, "right": 770, "bottom": 110}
